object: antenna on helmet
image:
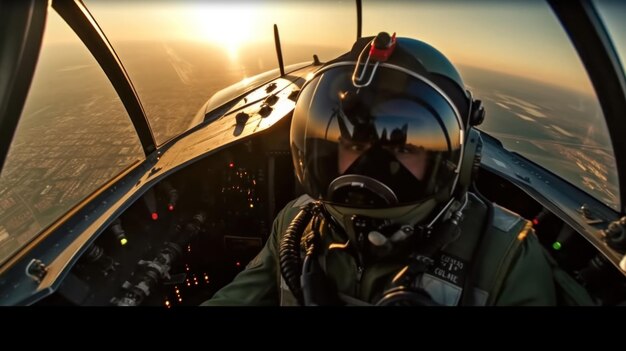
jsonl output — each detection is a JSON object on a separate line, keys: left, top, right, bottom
{"left": 352, "top": 32, "right": 396, "bottom": 88}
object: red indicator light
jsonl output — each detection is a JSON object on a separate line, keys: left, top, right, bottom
{"left": 151, "top": 212, "right": 159, "bottom": 221}
{"left": 236, "top": 261, "right": 241, "bottom": 267}
{"left": 532, "top": 218, "right": 539, "bottom": 226}
{"left": 168, "top": 204, "right": 174, "bottom": 211}
{"left": 229, "top": 162, "right": 234, "bottom": 168}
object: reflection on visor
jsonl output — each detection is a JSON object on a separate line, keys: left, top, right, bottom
{"left": 338, "top": 138, "right": 428, "bottom": 180}
{"left": 291, "top": 65, "right": 463, "bottom": 207}
{"left": 335, "top": 95, "right": 446, "bottom": 180}
{"left": 335, "top": 93, "right": 453, "bottom": 151}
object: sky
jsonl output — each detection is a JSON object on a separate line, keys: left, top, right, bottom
{"left": 43, "top": 0, "right": 625, "bottom": 95}
{"left": 596, "top": 0, "right": 626, "bottom": 71}
{"left": 360, "top": 0, "right": 616, "bottom": 94}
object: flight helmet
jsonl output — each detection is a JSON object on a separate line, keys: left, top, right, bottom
{"left": 291, "top": 33, "right": 483, "bottom": 218}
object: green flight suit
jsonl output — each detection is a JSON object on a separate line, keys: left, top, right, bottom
{"left": 201, "top": 194, "right": 560, "bottom": 306}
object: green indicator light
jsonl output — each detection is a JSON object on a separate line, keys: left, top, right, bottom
{"left": 552, "top": 241, "right": 562, "bottom": 250}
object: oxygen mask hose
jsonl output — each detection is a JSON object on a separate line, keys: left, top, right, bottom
{"left": 279, "top": 203, "right": 314, "bottom": 305}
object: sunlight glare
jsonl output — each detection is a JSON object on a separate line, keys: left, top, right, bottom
{"left": 241, "top": 76, "right": 253, "bottom": 86}
{"left": 191, "top": 4, "right": 261, "bottom": 61}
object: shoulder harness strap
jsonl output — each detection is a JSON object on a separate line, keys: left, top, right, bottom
{"left": 424, "top": 193, "right": 488, "bottom": 305}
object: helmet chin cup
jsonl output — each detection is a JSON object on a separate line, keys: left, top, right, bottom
{"left": 327, "top": 175, "right": 399, "bottom": 207}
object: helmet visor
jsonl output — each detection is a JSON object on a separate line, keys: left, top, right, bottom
{"left": 291, "top": 65, "right": 462, "bottom": 207}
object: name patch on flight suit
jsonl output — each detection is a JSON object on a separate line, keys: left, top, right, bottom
{"left": 420, "top": 253, "right": 468, "bottom": 306}
{"left": 429, "top": 253, "right": 467, "bottom": 286}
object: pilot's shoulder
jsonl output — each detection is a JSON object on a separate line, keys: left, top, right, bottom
{"left": 291, "top": 194, "right": 314, "bottom": 208}
{"left": 491, "top": 203, "right": 524, "bottom": 233}
{"left": 272, "top": 194, "right": 314, "bottom": 233}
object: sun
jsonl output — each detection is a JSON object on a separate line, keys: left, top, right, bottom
{"left": 190, "top": 4, "right": 260, "bottom": 60}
